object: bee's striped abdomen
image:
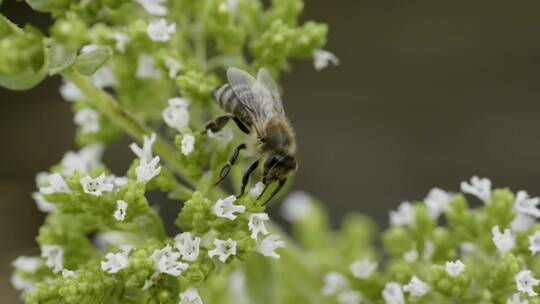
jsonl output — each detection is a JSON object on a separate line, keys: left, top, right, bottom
{"left": 213, "top": 84, "right": 241, "bottom": 114}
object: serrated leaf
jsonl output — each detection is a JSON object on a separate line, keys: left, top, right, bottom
{"left": 47, "top": 42, "right": 76, "bottom": 75}
{"left": 244, "top": 254, "right": 276, "bottom": 304}
{"left": 75, "top": 46, "right": 112, "bottom": 76}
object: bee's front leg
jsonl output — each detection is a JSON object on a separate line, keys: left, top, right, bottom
{"left": 238, "top": 159, "right": 260, "bottom": 197}
{"left": 262, "top": 178, "right": 287, "bottom": 206}
{"left": 215, "top": 143, "right": 246, "bottom": 185}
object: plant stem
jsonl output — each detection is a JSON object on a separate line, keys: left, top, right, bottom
{"left": 63, "top": 68, "right": 193, "bottom": 198}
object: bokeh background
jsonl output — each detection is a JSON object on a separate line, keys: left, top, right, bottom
{"left": 2, "top": 0, "right": 540, "bottom": 301}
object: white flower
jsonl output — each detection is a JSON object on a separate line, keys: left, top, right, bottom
{"left": 136, "top": 156, "right": 162, "bottom": 183}
{"left": 62, "top": 269, "right": 75, "bottom": 279}
{"left": 60, "top": 79, "right": 84, "bottom": 102}
{"left": 515, "top": 191, "right": 540, "bottom": 218}
{"left": 112, "top": 32, "right": 129, "bottom": 52}
{"left": 213, "top": 195, "right": 245, "bottom": 220}
{"left": 41, "top": 245, "right": 63, "bottom": 273}
{"left": 208, "top": 238, "right": 237, "bottom": 263}
{"left": 424, "top": 188, "right": 453, "bottom": 219}
{"left": 337, "top": 290, "right": 363, "bottom": 304}
{"left": 280, "top": 191, "right": 312, "bottom": 222}
{"left": 12, "top": 256, "right": 42, "bottom": 273}
{"left": 404, "top": 246, "right": 418, "bottom": 263}
{"left": 249, "top": 182, "right": 265, "bottom": 197}
{"left": 529, "top": 231, "right": 540, "bottom": 255}
{"left": 174, "top": 232, "right": 201, "bottom": 262}
{"left": 389, "top": 201, "right": 415, "bottom": 227}
{"left": 460, "top": 176, "right": 492, "bottom": 203}
{"left": 150, "top": 245, "right": 188, "bottom": 276}
{"left": 39, "top": 173, "right": 71, "bottom": 194}
{"left": 350, "top": 258, "right": 377, "bottom": 279}
{"left": 403, "top": 276, "right": 430, "bottom": 298}
{"left": 179, "top": 287, "right": 203, "bottom": 304}
{"left": 446, "top": 260, "right": 466, "bottom": 277}
{"left": 91, "top": 65, "right": 116, "bottom": 88}
{"left": 80, "top": 173, "right": 114, "bottom": 197}
{"left": 130, "top": 133, "right": 157, "bottom": 161}
{"left": 136, "top": 54, "right": 162, "bottom": 79}
{"left": 181, "top": 134, "right": 195, "bottom": 156}
{"left": 512, "top": 212, "right": 535, "bottom": 232}
{"left": 165, "top": 57, "right": 182, "bottom": 78}
{"left": 255, "top": 234, "right": 285, "bottom": 259}
{"left": 515, "top": 270, "right": 539, "bottom": 297}
{"left": 248, "top": 213, "right": 269, "bottom": 240}
{"left": 313, "top": 49, "right": 339, "bottom": 71}
{"left": 492, "top": 225, "right": 515, "bottom": 255}
{"left": 137, "top": 0, "right": 168, "bottom": 16}
{"left": 382, "top": 282, "right": 405, "bottom": 304}
{"left": 74, "top": 108, "right": 100, "bottom": 133}
{"left": 60, "top": 144, "right": 104, "bottom": 176}
{"left": 507, "top": 293, "right": 529, "bottom": 304}
{"left": 101, "top": 246, "right": 131, "bottom": 274}
{"left": 114, "top": 200, "right": 128, "bottom": 221}
{"left": 163, "top": 98, "right": 190, "bottom": 131}
{"left": 322, "top": 272, "right": 349, "bottom": 296}
{"left": 11, "top": 273, "right": 35, "bottom": 294}
{"left": 32, "top": 192, "right": 57, "bottom": 213}
{"left": 147, "top": 19, "right": 176, "bottom": 42}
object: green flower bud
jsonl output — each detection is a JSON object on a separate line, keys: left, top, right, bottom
{"left": 176, "top": 191, "right": 216, "bottom": 234}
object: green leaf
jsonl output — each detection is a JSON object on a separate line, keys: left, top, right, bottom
{"left": 74, "top": 45, "right": 112, "bottom": 76}
{"left": 244, "top": 254, "right": 276, "bottom": 304}
{"left": 47, "top": 41, "right": 76, "bottom": 75}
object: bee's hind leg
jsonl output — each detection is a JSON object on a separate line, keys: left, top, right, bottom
{"left": 204, "top": 115, "right": 250, "bottom": 134}
{"left": 215, "top": 143, "right": 246, "bottom": 185}
{"left": 204, "top": 114, "right": 234, "bottom": 134}
{"left": 237, "top": 159, "right": 260, "bottom": 197}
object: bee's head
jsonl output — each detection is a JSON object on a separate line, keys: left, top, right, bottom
{"left": 262, "top": 154, "right": 298, "bottom": 185}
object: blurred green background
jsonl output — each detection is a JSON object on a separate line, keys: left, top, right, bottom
{"left": 2, "top": 0, "right": 540, "bottom": 302}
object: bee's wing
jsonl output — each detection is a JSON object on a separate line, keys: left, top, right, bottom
{"left": 257, "top": 68, "right": 285, "bottom": 117}
{"left": 227, "top": 67, "right": 274, "bottom": 133}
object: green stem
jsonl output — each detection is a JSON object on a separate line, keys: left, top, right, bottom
{"left": 63, "top": 68, "right": 193, "bottom": 197}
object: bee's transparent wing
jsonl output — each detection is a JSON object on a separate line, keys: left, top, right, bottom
{"left": 227, "top": 67, "right": 274, "bottom": 133}
{"left": 257, "top": 68, "right": 285, "bottom": 117}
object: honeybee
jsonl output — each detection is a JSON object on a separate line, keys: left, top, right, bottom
{"left": 205, "top": 67, "right": 298, "bottom": 205}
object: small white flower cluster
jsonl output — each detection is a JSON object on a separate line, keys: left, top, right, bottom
{"left": 389, "top": 201, "right": 414, "bottom": 227}
{"left": 322, "top": 272, "right": 363, "bottom": 304}
{"left": 147, "top": 18, "right": 176, "bottom": 42}
{"left": 492, "top": 225, "right": 516, "bottom": 255}
{"left": 41, "top": 244, "right": 64, "bottom": 273}
{"left": 312, "top": 49, "right": 339, "bottom": 71}
{"left": 130, "top": 133, "right": 162, "bottom": 183}
{"left": 74, "top": 108, "right": 100, "bottom": 133}
{"left": 101, "top": 246, "right": 132, "bottom": 274}
{"left": 446, "top": 260, "right": 466, "bottom": 277}
{"left": 280, "top": 191, "right": 313, "bottom": 222}
{"left": 11, "top": 256, "right": 43, "bottom": 297}
{"left": 80, "top": 173, "right": 114, "bottom": 197}
{"left": 461, "top": 175, "right": 491, "bottom": 204}
{"left": 211, "top": 194, "right": 285, "bottom": 260}
{"left": 163, "top": 97, "right": 190, "bottom": 132}
{"left": 350, "top": 258, "right": 377, "bottom": 279}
